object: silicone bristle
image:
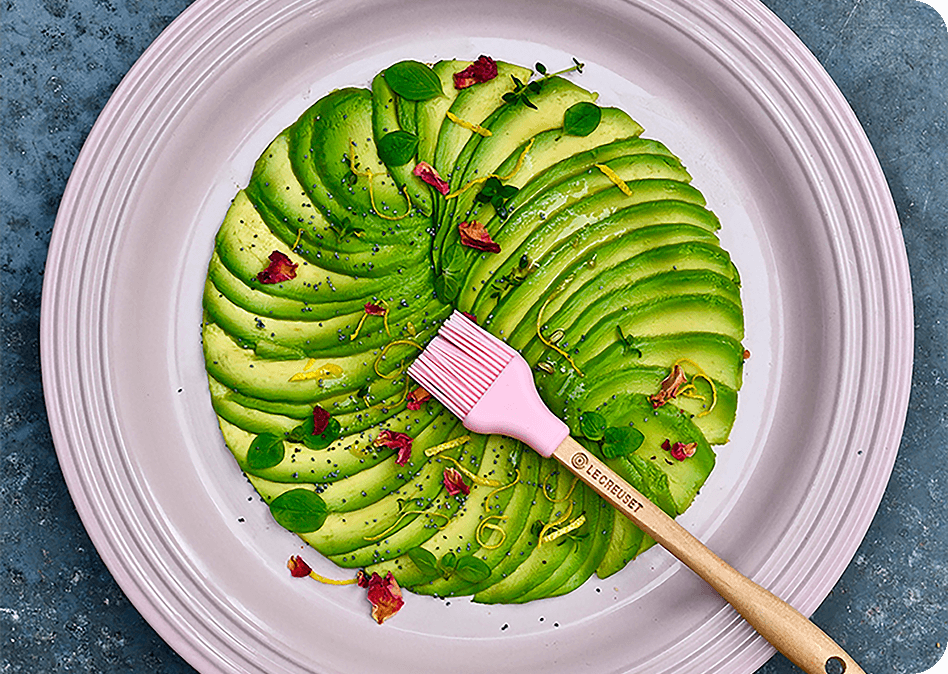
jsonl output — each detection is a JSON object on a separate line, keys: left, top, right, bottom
{"left": 407, "top": 312, "right": 517, "bottom": 418}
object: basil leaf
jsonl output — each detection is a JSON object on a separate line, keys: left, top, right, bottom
{"left": 435, "top": 243, "right": 465, "bottom": 301}
{"left": 601, "top": 426, "right": 645, "bottom": 458}
{"left": 579, "top": 411, "right": 607, "bottom": 442}
{"left": 383, "top": 61, "right": 444, "bottom": 101}
{"left": 269, "top": 489, "right": 328, "bottom": 533}
{"left": 377, "top": 130, "right": 418, "bottom": 166}
{"left": 289, "top": 416, "right": 341, "bottom": 450}
{"left": 407, "top": 547, "right": 439, "bottom": 578}
{"left": 246, "top": 432, "right": 285, "bottom": 470}
{"left": 563, "top": 101, "right": 602, "bottom": 137}
{"left": 455, "top": 555, "right": 491, "bottom": 583}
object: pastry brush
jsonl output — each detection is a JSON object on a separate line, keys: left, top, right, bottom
{"left": 408, "top": 310, "right": 865, "bottom": 674}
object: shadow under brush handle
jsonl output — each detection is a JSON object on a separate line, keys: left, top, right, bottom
{"left": 552, "top": 436, "right": 865, "bottom": 674}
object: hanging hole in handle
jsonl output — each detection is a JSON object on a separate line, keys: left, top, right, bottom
{"left": 825, "top": 656, "right": 847, "bottom": 674}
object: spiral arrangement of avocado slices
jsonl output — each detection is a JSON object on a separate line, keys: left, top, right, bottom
{"left": 202, "top": 58, "right": 745, "bottom": 604}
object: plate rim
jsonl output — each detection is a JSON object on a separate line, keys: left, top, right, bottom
{"left": 40, "top": 0, "right": 913, "bottom": 671}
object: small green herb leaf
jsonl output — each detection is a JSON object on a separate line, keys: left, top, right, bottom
{"left": 289, "top": 416, "right": 341, "bottom": 450}
{"left": 377, "top": 130, "right": 419, "bottom": 166}
{"left": 407, "top": 547, "right": 439, "bottom": 578}
{"left": 383, "top": 61, "right": 444, "bottom": 101}
{"left": 601, "top": 426, "right": 646, "bottom": 459}
{"left": 246, "top": 432, "right": 285, "bottom": 470}
{"left": 455, "top": 555, "right": 491, "bottom": 583}
{"left": 269, "top": 489, "right": 328, "bottom": 533}
{"left": 563, "top": 101, "right": 602, "bottom": 136}
{"left": 438, "top": 551, "right": 459, "bottom": 578}
{"left": 535, "top": 62, "right": 547, "bottom": 75}
{"left": 578, "top": 411, "right": 607, "bottom": 442}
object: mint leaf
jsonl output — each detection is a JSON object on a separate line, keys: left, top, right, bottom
{"left": 455, "top": 555, "right": 491, "bottom": 583}
{"left": 383, "top": 61, "right": 444, "bottom": 101}
{"left": 269, "top": 489, "right": 328, "bottom": 533}
{"left": 377, "top": 130, "right": 418, "bottom": 166}
{"left": 601, "top": 426, "right": 645, "bottom": 458}
{"left": 579, "top": 411, "right": 607, "bottom": 442}
{"left": 407, "top": 547, "right": 439, "bottom": 578}
{"left": 246, "top": 432, "right": 285, "bottom": 470}
{"left": 563, "top": 101, "right": 602, "bottom": 137}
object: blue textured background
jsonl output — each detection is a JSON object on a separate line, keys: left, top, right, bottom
{"left": 1, "top": 1, "right": 945, "bottom": 672}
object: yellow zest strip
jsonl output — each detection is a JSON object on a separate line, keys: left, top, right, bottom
{"left": 303, "top": 358, "right": 317, "bottom": 372}
{"left": 673, "top": 358, "right": 718, "bottom": 418}
{"left": 373, "top": 339, "right": 424, "bottom": 379}
{"left": 476, "top": 516, "right": 509, "bottom": 550}
{"left": 445, "top": 138, "right": 535, "bottom": 199}
{"left": 383, "top": 303, "right": 392, "bottom": 337}
{"left": 439, "top": 455, "right": 503, "bottom": 487}
{"left": 446, "top": 110, "right": 492, "bottom": 137}
{"left": 347, "top": 139, "right": 412, "bottom": 221}
{"left": 424, "top": 435, "right": 471, "bottom": 458}
{"left": 363, "top": 509, "right": 450, "bottom": 542}
{"left": 292, "top": 228, "right": 304, "bottom": 249}
{"left": 537, "top": 296, "right": 584, "bottom": 376}
{"left": 406, "top": 321, "right": 417, "bottom": 336}
{"left": 537, "top": 500, "right": 574, "bottom": 543}
{"left": 539, "top": 513, "right": 587, "bottom": 544}
{"left": 543, "top": 473, "right": 579, "bottom": 503}
{"left": 483, "top": 469, "right": 521, "bottom": 510}
{"left": 351, "top": 302, "right": 392, "bottom": 341}
{"left": 350, "top": 312, "right": 370, "bottom": 341}
{"left": 307, "top": 571, "right": 359, "bottom": 586}
{"left": 595, "top": 163, "right": 633, "bottom": 197}
{"left": 288, "top": 363, "right": 343, "bottom": 382}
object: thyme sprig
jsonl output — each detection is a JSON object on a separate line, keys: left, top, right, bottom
{"left": 503, "top": 58, "right": 585, "bottom": 109}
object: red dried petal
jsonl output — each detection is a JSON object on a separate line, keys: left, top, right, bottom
{"left": 461, "top": 311, "right": 478, "bottom": 324}
{"left": 406, "top": 387, "right": 431, "bottom": 411}
{"left": 413, "top": 162, "right": 450, "bottom": 195}
{"left": 374, "top": 429, "right": 413, "bottom": 465}
{"left": 442, "top": 467, "right": 470, "bottom": 496}
{"left": 649, "top": 364, "right": 688, "bottom": 408}
{"left": 257, "top": 251, "right": 298, "bottom": 284}
{"left": 666, "top": 440, "right": 698, "bottom": 461}
{"left": 454, "top": 55, "right": 498, "bottom": 89}
{"left": 287, "top": 555, "right": 312, "bottom": 578}
{"left": 312, "top": 406, "right": 331, "bottom": 435}
{"left": 458, "top": 221, "right": 501, "bottom": 253}
{"left": 364, "top": 302, "right": 386, "bottom": 316}
{"left": 356, "top": 571, "right": 405, "bottom": 624}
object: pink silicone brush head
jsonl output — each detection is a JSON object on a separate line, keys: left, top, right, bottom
{"left": 407, "top": 311, "right": 569, "bottom": 458}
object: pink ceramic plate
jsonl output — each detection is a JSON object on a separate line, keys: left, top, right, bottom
{"left": 42, "top": 0, "right": 911, "bottom": 672}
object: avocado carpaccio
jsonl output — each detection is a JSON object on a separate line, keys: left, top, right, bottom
{"left": 202, "top": 57, "right": 745, "bottom": 603}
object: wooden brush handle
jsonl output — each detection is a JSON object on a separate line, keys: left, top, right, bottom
{"left": 553, "top": 437, "right": 865, "bottom": 674}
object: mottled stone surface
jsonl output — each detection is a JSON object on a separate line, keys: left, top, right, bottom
{"left": 1, "top": 0, "right": 945, "bottom": 672}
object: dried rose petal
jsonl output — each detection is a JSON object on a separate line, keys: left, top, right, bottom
{"left": 413, "top": 162, "right": 450, "bottom": 195}
{"left": 356, "top": 570, "right": 405, "bottom": 624}
{"left": 458, "top": 221, "right": 501, "bottom": 253}
{"left": 364, "top": 302, "right": 386, "bottom": 316}
{"left": 442, "top": 467, "right": 470, "bottom": 496}
{"left": 312, "top": 406, "right": 331, "bottom": 435}
{"left": 649, "top": 364, "right": 688, "bottom": 408}
{"left": 257, "top": 251, "right": 298, "bottom": 284}
{"left": 374, "top": 429, "right": 413, "bottom": 465}
{"left": 454, "top": 55, "right": 498, "bottom": 89}
{"left": 663, "top": 439, "right": 698, "bottom": 461}
{"left": 287, "top": 555, "right": 312, "bottom": 578}
{"left": 406, "top": 387, "right": 431, "bottom": 411}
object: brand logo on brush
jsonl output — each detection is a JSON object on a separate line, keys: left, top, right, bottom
{"left": 571, "top": 450, "right": 644, "bottom": 513}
